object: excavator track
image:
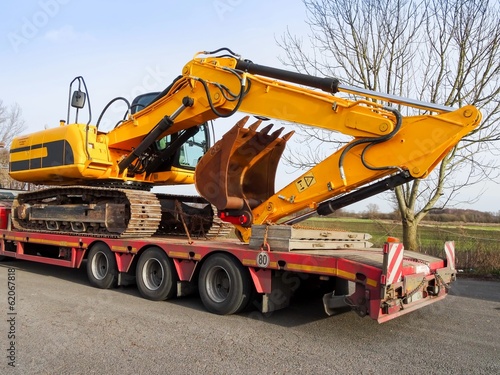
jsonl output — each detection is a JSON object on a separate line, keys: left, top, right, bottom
{"left": 11, "top": 187, "right": 231, "bottom": 239}
{"left": 11, "top": 186, "right": 162, "bottom": 238}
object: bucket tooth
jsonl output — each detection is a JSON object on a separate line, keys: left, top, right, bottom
{"left": 235, "top": 116, "right": 250, "bottom": 128}
{"left": 270, "top": 127, "right": 285, "bottom": 139}
{"left": 258, "top": 123, "right": 274, "bottom": 136}
{"left": 195, "top": 116, "right": 294, "bottom": 214}
{"left": 283, "top": 130, "right": 295, "bottom": 141}
{"left": 248, "top": 119, "right": 262, "bottom": 132}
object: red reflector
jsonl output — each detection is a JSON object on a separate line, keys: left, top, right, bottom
{"left": 219, "top": 211, "right": 251, "bottom": 226}
{"left": 0, "top": 207, "right": 10, "bottom": 230}
{"left": 383, "top": 243, "right": 389, "bottom": 254}
{"left": 381, "top": 274, "right": 386, "bottom": 285}
{"left": 219, "top": 212, "right": 245, "bottom": 225}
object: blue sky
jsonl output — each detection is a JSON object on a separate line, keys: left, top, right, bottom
{"left": 1, "top": 0, "right": 308, "bottom": 126}
{"left": 1, "top": 0, "right": 497, "bottom": 214}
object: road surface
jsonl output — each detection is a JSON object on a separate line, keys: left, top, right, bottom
{"left": 0, "top": 259, "right": 499, "bottom": 374}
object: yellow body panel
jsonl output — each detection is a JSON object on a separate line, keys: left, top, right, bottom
{"left": 9, "top": 123, "right": 114, "bottom": 184}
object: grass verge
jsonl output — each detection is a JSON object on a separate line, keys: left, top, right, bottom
{"left": 303, "top": 218, "right": 500, "bottom": 276}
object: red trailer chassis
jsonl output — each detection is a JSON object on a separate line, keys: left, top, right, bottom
{"left": 0, "top": 219, "right": 456, "bottom": 323}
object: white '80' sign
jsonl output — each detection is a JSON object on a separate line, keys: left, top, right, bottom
{"left": 256, "top": 251, "right": 270, "bottom": 268}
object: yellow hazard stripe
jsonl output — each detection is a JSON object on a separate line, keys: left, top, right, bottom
{"left": 242, "top": 259, "right": 377, "bottom": 287}
{"left": 242, "top": 259, "right": 256, "bottom": 266}
{"left": 168, "top": 251, "right": 202, "bottom": 260}
{"left": 169, "top": 251, "right": 189, "bottom": 259}
{"left": 241, "top": 259, "right": 378, "bottom": 287}
{"left": 242, "top": 258, "right": 278, "bottom": 268}
{"left": 4, "top": 236, "right": 84, "bottom": 248}
{"left": 285, "top": 263, "right": 378, "bottom": 287}
{"left": 111, "top": 245, "right": 137, "bottom": 253}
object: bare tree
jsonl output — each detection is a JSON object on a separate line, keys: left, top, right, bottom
{"left": 0, "top": 100, "right": 27, "bottom": 189}
{"left": 278, "top": 0, "right": 500, "bottom": 250}
{"left": 365, "top": 203, "right": 380, "bottom": 219}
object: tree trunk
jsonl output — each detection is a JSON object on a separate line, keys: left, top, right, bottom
{"left": 402, "top": 218, "right": 419, "bottom": 251}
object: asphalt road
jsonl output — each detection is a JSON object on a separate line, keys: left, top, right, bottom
{"left": 0, "top": 259, "right": 499, "bottom": 375}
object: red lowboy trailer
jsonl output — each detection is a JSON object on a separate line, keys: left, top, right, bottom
{"left": 0, "top": 202, "right": 456, "bottom": 323}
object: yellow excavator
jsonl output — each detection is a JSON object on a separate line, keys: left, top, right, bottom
{"left": 9, "top": 48, "right": 481, "bottom": 241}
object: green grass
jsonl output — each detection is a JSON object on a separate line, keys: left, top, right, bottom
{"left": 302, "top": 217, "right": 500, "bottom": 275}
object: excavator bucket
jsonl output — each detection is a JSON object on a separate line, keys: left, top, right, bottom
{"left": 195, "top": 116, "right": 293, "bottom": 212}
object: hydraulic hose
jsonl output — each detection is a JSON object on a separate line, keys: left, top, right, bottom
{"left": 338, "top": 106, "right": 403, "bottom": 185}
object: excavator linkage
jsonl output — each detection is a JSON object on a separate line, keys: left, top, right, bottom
{"left": 195, "top": 116, "right": 293, "bottom": 223}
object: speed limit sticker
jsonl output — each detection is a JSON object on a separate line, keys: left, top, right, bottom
{"left": 256, "top": 251, "right": 270, "bottom": 268}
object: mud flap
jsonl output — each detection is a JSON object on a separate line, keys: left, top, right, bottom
{"left": 195, "top": 116, "right": 293, "bottom": 217}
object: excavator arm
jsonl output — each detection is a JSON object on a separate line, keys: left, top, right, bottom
{"left": 142, "top": 50, "right": 478, "bottom": 241}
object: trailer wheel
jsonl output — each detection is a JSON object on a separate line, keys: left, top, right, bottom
{"left": 86, "top": 243, "right": 118, "bottom": 289}
{"left": 199, "top": 253, "right": 251, "bottom": 315}
{"left": 136, "top": 247, "right": 178, "bottom": 301}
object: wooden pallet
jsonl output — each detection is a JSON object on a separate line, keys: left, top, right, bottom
{"left": 249, "top": 225, "right": 373, "bottom": 251}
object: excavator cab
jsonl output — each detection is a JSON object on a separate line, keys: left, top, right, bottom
{"left": 130, "top": 92, "right": 160, "bottom": 115}
{"left": 155, "top": 123, "right": 210, "bottom": 171}
{"left": 129, "top": 91, "right": 211, "bottom": 175}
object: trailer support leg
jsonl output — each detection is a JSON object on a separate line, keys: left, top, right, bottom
{"left": 322, "top": 277, "right": 351, "bottom": 316}
{"left": 261, "top": 271, "right": 293, "bottom": 314}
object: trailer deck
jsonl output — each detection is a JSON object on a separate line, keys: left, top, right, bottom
{"left": 0, "top": 225, "right": 456, "bottom": 323}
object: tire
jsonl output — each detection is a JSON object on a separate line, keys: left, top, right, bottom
{"left": 136, "top": 247, "right": 178, "bottom": 301}
{"left": 86, "top": 243, "right": 118, "bottom": 289}
{"left": 198, "top": 253, "right": 251, "bottom": 315}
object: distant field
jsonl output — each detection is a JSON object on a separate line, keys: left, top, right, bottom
{"left": 302, "top": 217, "right": 500, "bottom": 274}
